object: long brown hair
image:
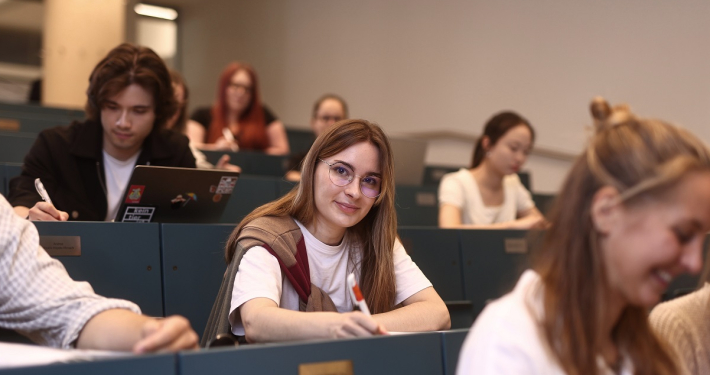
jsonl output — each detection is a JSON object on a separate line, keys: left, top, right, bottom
{"left": 534, "top": 104, "right": 710, "bottom": 374}
{"left": 167, "top": 69, "right": 189, "bottom": 134}
{"left": 225, "top": 119, "right": 397, "bottom": 314}
{"left": 206, "top": 62, "right": 269, "bottom": 150}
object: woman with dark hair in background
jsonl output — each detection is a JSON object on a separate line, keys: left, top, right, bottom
{"left": 438, "top": 111, "right": 545, "bottom": 229}
{"left": 191, "top": 62, "right": 289, "bottom": 155}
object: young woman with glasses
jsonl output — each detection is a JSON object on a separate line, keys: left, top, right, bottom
{"left": 190, "top": 62, "right": 289, "bottom": 155}
{"left": 221, "top": 119, "right": 450, "bottom": 343}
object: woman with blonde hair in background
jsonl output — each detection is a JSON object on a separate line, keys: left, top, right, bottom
{"left": 457, "top": 100, "right": 710, "bottom": 374}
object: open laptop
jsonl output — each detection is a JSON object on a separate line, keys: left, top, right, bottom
{"left": 389, "top": 136, "right": 428, "bottom": 186}
{"left": 114, "top": 166, "right": 240, "bottom": 223}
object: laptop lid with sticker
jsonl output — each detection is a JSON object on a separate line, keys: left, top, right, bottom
{"left": 114, "top": 166, "right": 240, "bottom": 223}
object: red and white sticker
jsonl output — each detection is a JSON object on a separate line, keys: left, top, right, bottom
{"left": 125, "top": 185, "right": 145, "bottom": 204}
{"left": 216, "top": 176, "right": 237, "bottom": 195}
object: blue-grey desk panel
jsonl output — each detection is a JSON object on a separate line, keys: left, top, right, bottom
{"left": 441, "top": 329, "right": 469, "bottom": 375}
{"left": 395, "top": 185, "right": 439, "bottom": 226}
{"left": 161, "top": 223, "right": 235, "bottom": 336}
{"left": 0, "top": 132, "right": 35, "bottom": 164}
{"left": 0, "top": 102, "right": 84, "bottom": 119}
{"left": 0, "top": 352, "right": 175, "bottom": 375}
{"left": 398, "top": 227, "right": 464, "bottom": 301}
{"left": 219, "top": 175, "right": 279, "bottom": 224}
{"left": 277, "top": 179, "right": 297, "bottom": 197}
{"left": 201, "top": 150, "right": 287, "bottom": 177}
{"left": 285, "top": 126, "right": 315, "bottom": 155}
{"left": 33, "top": 222, "right": 163, "bottom": 317}
{"left": 459, "top": 229, "right": 533, "bottom": 319}
{"left": 3, "top": 163, "right": 22, "bottom": 197}
{"left": 180, "top": 332, "right": 444, "bottom": 375}
{"left": 422, "top": 165, "right": 459, "bottom": 187}
{"left": 0, "top": 114, "right": 68, "bottom": 134}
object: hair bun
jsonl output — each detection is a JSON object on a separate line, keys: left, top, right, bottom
{"left": 590, "top": 96, "right": 634, "bottom": 132}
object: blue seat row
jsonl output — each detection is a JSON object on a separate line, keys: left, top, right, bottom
{"left": 1, "top": 329, "right": 469, "bottom": 375}
{"left": 0, "top": 102, "right": 85, "bottom": 119}
{"left": 9, "top": 219, "right": 703, "bottom": 374}
{"left": 0, "top": 102, "right": 84, "bottom": 135}
{"left": 0, "top": 163, "right": 22, "bottom": 196}
{"left": 27, "top": 220, "right": 535, "bottom": 336}
{"left": 0, "top": 133, "right": 35, "bottom": 164}
{"left": 2, "top": 162, "right": 440, "bottom": 226}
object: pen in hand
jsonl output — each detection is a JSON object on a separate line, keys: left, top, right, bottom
{"left": 347, "top": 273, "right": 371, "bottom": 316}
{"left": 34, "top": 178, "right": 54, "bottom": 206}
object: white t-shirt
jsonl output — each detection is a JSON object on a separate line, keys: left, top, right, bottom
{"left": 456, "top": 270, "right": 633, "bottom": 375}
{"left": 229, "top": 219, "right": 432, "bottom": 336}
{"left": 438, "top": 168, "right": 534, "bottom": 225}
{"left": 102, "top": 150, "right": 140, "bottom": 222}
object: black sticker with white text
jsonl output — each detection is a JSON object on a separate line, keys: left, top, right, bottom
{"left": 122, "top": 206, "right": 156, "bottom": 223}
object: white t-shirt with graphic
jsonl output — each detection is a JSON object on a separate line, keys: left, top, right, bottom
{"left": 102, "top": 150, "right": 140, "bottom": 222}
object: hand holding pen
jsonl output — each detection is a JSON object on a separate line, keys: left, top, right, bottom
{"left": 27, "top": 178, "right": 68, "bottom": 221}
{"left": 347, "top": 273, "right": 388, "bottom": 336}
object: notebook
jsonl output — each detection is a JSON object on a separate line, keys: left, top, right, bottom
{"left": 114, "top": 166, "right": 240, "bottom": 223}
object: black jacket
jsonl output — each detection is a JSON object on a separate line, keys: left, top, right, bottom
{"left": 8, "top": 119, "right": 197, "bottom": 221}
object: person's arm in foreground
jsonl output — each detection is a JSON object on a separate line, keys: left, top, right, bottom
{"left": 0, "top": 195, "right": 197, "bottom": 351}
{"left": 77, "top": 310, "right": 198, "bottom": 353}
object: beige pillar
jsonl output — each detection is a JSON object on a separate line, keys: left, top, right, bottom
{"left": 42, "top": 0, "right": 125, "bottom": 108}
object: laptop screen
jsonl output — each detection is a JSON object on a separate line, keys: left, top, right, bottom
{"left": 114, "top": 166, "right": 240, "bottom": 223}
{"left": 389, "top": 136, "right": 427, "bottom": 186}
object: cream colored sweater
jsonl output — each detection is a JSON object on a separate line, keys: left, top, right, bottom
{"left": 649, "top": 283, "right": 710, "bottom": 375}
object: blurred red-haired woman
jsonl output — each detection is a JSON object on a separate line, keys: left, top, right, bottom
{"left": 191, "top": 62, "right": 289, "bottom": 155}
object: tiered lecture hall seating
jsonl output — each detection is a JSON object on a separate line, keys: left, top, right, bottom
{"left": 0, "top": 103, "right": 84, "bottom": 164}
{"left": 12, "top": 103, "right": 692, "bottom": 375}
{"left": 0, "top": 102, "right": 84, "bottom": 133}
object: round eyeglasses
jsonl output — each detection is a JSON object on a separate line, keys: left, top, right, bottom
{"left": 319, "top": 159, "right": 381, "bottom": 198}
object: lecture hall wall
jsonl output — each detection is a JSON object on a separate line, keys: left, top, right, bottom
{"left": 147, "top": 0, "right": 710, "bottom": 193}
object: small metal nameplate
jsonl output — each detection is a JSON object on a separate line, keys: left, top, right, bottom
{"left": 504, "top": 238, "right": 527, "bottom": 254}
{"left": 299, "top": 359, "right": 353, "bottom": 375}
{"left": 415, "top": 192, "right": 437, "bottom": 206}
{"left": 40, "top": 236, "right": 81, "bottom": 256}
{"left": 0, "top": 118, "right": 19, "bottom": 131}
